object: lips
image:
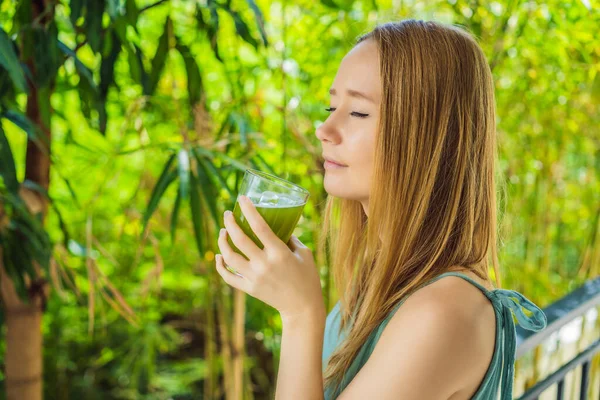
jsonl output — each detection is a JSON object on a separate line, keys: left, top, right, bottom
{"left": 322, "top": 155, "right": 348, "bottom": 167}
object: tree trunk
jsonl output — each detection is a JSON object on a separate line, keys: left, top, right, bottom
{"left": 0, "top": 252, "right": 44, "bottom": 400}
{"left": 0, "top": 0, "right": 53, "bottom": 393}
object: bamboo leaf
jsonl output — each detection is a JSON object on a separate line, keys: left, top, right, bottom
{"left": 2, "top": 110, "right": 50, "bottom": 150}
{"left": 170, "top": 186, "right": 182, "bottom": 243}
{"left": 99, "top": 30, "right": 122, "bottom": 134}
{"left": 142, "top": 153, "right": 178, "bottom": 234}
{"left": 0, "top": 122, "right": 18, "bottom": 194}
{"left": 195, "top": 151, "right": 234, "bottom": 198}
{"left": 0, "top": 27, "right": 28, "bottom": 93}
{"left": 70, "top": 0, "right": 84, "bottom": 26}
{"left": 252, "top": 153, "right": 276, "bottom": 175}
{"left": 32, "top": 22, "right": 62, "bottom": 88}
{"left": 125, "top": 0, "right": 139, "bottom": 26}
{"left": 196, "top": 4, "right": 223, "bottom": 63}
{"left": 58, "top": 40, "right": 95, "bottom": 85}
{"left": 196, "top": 158, "right": 220, "bottom": 226}
{"left": 189, "top": 171, "right": 205, "bottom": 257}
{"left": 3, "top": 247, "right": 28, "bottom": 301}
{"left": 193, "top": 146, "right": 249, "bottom": 172}
{"left": 246, "top": 0, "right": 268, "bottom": 46}
{"left": 148, "top": 17, "right": 173, "bottom": 95}
{"left": 86, "top": 0, "right": 105, "bottom": 53}
{"left": 229, "top": 10, "right": 259, "bottom": 50}
{"left": 177, "top": 149, "right": 190, "bottom": 200}
{"left": 175, "top": 40, "right": 204, "bottom": 108}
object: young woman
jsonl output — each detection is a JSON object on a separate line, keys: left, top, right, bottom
{"left": 215, "top": 19, "right": 547, "bottom": 400}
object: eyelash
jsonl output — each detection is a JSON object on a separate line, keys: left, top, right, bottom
{"left": 325, "top": 107, "right": 369, "bottom": 118}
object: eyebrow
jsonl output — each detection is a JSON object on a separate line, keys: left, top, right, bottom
{"left": 329, "top": 88, "right": 375, "bottom": 103}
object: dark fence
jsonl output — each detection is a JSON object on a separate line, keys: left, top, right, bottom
{"left": 516, "top": 277, "right": 600, "bottom": 400}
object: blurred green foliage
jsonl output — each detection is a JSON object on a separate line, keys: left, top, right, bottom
{"left": 0, "top": 0, "right": 598, "bottom": 398}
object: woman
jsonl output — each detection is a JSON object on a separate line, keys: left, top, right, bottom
{"left": 215, "top": 19, "right": 547, "bottom": 400}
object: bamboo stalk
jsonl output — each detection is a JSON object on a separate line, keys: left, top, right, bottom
{"left": 232, "top": 289, "right": 247, "bottom": 399}
{"left": 216, "top": 280, "right": 235, "bottom": 399}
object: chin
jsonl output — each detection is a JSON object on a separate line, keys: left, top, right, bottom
{"left": 323, "top": 173, "right": 357, "bottom": 200}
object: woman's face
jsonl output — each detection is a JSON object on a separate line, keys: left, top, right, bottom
{"left": 315, "top": 39, "right": 381, "bottom": 214}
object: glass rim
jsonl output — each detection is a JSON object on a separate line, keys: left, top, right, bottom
{"left": 245, "top": 168, "right": 310, "bottom": 197}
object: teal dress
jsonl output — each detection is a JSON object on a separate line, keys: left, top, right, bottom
{"left": 322, "top": 271, "right": 547, "bottom": 399}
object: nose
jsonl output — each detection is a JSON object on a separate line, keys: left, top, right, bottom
{"left": 315, "top": 117, "right": 342, "bottom": 144}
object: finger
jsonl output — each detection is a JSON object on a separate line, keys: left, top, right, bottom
{"left": 217, "top": 229, "right": 253, "bottom": 277}
{"left": 237, "top": 195, "right": 284, "bottom": 250}
{"left": 287, "top": 235, "right": 308, "bottom": 252}
{"left": 215, "top": 254, "right": 249, "bottom": 290}
{"left": 216, "top": 253, "right": 244, "bottom": 278}
{"left": 223, "top": 210, "right": 262, "bottom": 260}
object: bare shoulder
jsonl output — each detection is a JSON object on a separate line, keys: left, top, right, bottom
{"left": 336, "top": 270, "right": 497, "bottom": 400}
{"left": 385, "top": 271, "right": 497, "bottom": 398}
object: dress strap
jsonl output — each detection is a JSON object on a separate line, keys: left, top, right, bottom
{"left": 489, "top": 289, "right": 547, "bottom": 399}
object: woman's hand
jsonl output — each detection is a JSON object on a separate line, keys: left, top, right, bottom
{"left": 216, "top": 195, "right": 325, "bottom": 321}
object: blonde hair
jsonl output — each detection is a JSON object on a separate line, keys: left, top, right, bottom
{"left": 320, "top": 19, "right": 503, "bottom": 395}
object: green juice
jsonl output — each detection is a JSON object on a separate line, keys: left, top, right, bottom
{"left": 226, "top": 199, "right": 305, "bottom": 260}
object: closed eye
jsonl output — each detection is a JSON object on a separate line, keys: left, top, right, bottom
{"left": 325, "top": 107, "right": 369, "bottom": 118}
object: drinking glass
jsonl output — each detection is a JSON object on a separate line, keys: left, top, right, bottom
{"left": 224, "top": 169, "right": 310, "bottom": 275}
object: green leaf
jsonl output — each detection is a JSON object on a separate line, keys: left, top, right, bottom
{"left": 70, "top": 0, "right": 84, "bottom": 26}
{"left": 189, "top": 172, "right": 205, "bottom": 257}
{"left": 0, "top": 28, "right": 28, "bottom": 93}
{"left": 142, "top": 153, "right": 178, "bottom": 234}
{"left": 0, "top": 66, "right": 16, "bottom": 103}
{"left": 195, "top": 151, "right": 234, "bottom": 198}
{"left": 58, "top": 40, "right": 95, "bottom": 85}
{"left": 31, "top": 22, "right": 62, "bottom": 89}
{"left": 193, "top": 146, "right": 249, "bottom": 171}
{"left": 107, "top": 0, "right": 120, "bottom": 19}
{"left": 148, "top": 17, "right": 173, "bottom": 95}
{"left": 246, "top": 0, "right": 268, "bottom": 46}
{"left": 99, "top": 30, "right": 122, "bottom": 134}
{"left": 251, "top": 153, "right": 276, "bottom": 176}
{"left": 0, "top": 122, "right": 18, "bottom": 194}
{"left": 197, "top": 4, "right": 223, "bottom": 63}
{"left": 177, "top": 149, "right": 190, "bottom": 200}
{"left": 2, "top": 245, "right": 28, "bottom": 301}
{"left": 229, "top": 10, "right": 259, "bottom": 49}
{"left": 175, "top": 40, "right": 204, "bottom": 108}
{"left": 86, "top": 0, "right": 105, "bottom": 53}
{"left": 2, "top": 110, "right": 50, "bottom": 151}
{"left": 196, "top": 157, "right": 220, "bottom": 226}
{"left": 170, "top": 185, "right": 182, "bottom": 243}
{"left": 125, "top": 0, "right": 140, "bottom": 26}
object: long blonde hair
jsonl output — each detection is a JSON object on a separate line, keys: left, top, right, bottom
{"left": 320, "top": 19, "right": 504, "bottom": 394}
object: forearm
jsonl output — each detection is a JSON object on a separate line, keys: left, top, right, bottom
{"left": 275, "top": 310, "right": 326, "bottom": 400}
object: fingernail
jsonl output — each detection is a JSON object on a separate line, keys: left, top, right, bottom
{"left": 220, "top": 228, "right": 226, "bottom": 236}
{"left": 224, "top": 210, "right": 232, "bottom": 217}
{"left": 239, "top": 195, "right": 247, "bottom": 203}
